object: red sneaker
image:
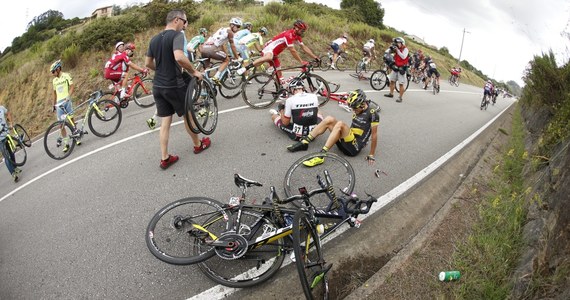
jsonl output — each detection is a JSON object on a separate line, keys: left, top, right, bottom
{"left": 194, "top": 137, "right": 211, "bottom": 154}
{"left": 160, "top": 154, "right": 179, "bottom": 169}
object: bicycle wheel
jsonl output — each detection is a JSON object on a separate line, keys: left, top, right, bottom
{"left": 133, "top": 78, "right": 155, "bottom": 108}
{"left": 198, "top": 209, "right": 287, "bottom": 288}
{"left": 2, "top": 137, "right": 26, "bottom": 167}
{"left": 293, "top": 210, "right": 329, "bottom": 300}
{"left": 335, "top": 54, "right": 347, "bottom": 71}
{"left": 370, "top": 70, "right": 388, "bottom": 91}
{"left": 220, "top": 68, "right": 243, "bottom": 91}
{"left": 184, "top": 77, "right": 201, "bottom": 134}
{"left": 43, "top": 120, "right": 75, "bottom": 160}
{"left": 100, "top": 91, "right": 120, "bottom": 105}
{"left": 190, "top": 79, "right": 218, "bottom": 135}
{"left": 480, "top": 96, "right": 487, "bottom": 110}
{"left": 284, "top": 152, "right": 355, "bottom": 209}
{"left": 241, "top": 73, "right": 280, "bottom": 109}
{"left": 328, "top": 81, "right": 340, "bottom": 93}
{"left": 88, "top": 100, "right": 122, "bottom": 137}
{"left": 14, "top": 124, "right": 31, "bottom": 147}
{"left": 146, "top": 197, "right": 228, "bottom": 265}
{"left": 395, "top": 74, "right": 410, "bottom": 92}
{"left": 318, "top": 55, "right": 331, "bottom": 71}
{"left": 305, "top": 74, "right": 331, "bottom": 107}
{"left": 355, "top": 60, "right": 365, "bottom": 74}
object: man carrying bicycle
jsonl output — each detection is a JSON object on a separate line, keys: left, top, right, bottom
{"left": 268, "top": 79, "right": 323, "bottom": 141}
{"left": 0, "top": 105, "right": 21, "bottom": 182}
{"left": 50, "top": 59, "right": 80, "bottom": 152}
{"left": 201, "top": 17, "right": 243, "bottom": 85}
{"left": 236, "top": 19, "right": 320, "bottom": 84}
{"left": 104, "top": 42, "right": 149, "bottom": 100}
{"left": 383, "top": 37, "right": 409, "bottom": 103}
{"left": 287, "top": 89, "right": 378, "bottom": 167}
{"left": 330, "top": 33, "right": 349, "bottom": 70}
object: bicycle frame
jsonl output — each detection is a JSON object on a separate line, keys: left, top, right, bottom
{"left": 108, "top": 73, "right": 145, "bottom": 97}
{"left": 58, "top": 94, "right": 103, "bottom": 135}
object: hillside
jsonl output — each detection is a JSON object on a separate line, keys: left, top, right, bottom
{"left": 0, "top": 1, "right": 487, "bottom": 139}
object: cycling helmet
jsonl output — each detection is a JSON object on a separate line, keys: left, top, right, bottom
{"left": 347, "top": 89, "right": 367, "bottom": 109}
{"left": 125, "top": 43, "right": 135, "bottom": 50}
{"left": 369, "top": 39, "right": 375, "bottom": 44}
{"left": 230, "top": 17, "right": 243, "bottom": 27}
{"left": 293, "top": 19, "right": 308, "bottom": 30}
{"left": 289, "top": 78, "right": 304, "bottom": 92}
{"left": 115, "top": 41, "right": 124, "bottom": 50}
{"left": 243, "top": 22, "right": 253, "bottom": 29}
{"left": 50, "top": 59, "right": 62, "bottom": 73}
{"left": 487, "top": 80, "right": 492, "bottom": 84}
{"left": 393, "top": 37, "right": 405, "bottom": 45}
{"left": 342, "top": 33, "right": 349, "bottom": 39}
{"left": 259, "top": 27, "right": 268, "bottom": 35}
{"left": 199, "top": 28, "right": 208, "bottom": 35}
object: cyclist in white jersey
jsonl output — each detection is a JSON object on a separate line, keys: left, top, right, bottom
{"left": 201, "top": 17, "right": 243, "bottom": 84}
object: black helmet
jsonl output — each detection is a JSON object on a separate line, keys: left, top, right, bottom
{"left": 347, "top": 89, "right": 367, "bottom": 109}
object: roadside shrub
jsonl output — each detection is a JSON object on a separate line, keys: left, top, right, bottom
{"left": 62, "top": 43, "right": 80, "bottom": 69}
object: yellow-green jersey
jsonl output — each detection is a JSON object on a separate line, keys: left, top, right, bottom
{"left": 52, "top": 72, "right": 73, "bottom": 102}
{"left": 239, "top": 32, "right": 263, "bottom": 49}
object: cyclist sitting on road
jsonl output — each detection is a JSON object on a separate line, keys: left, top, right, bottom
{"left": 287, "top": 89, "right": 379, "bottom": 167}
{"left": 383, "top": 37, "right": 409, "bottom": 103}
{"left": 362, "top": 39, "right": 376, "bottom": 66}
{"left": 50, "top": 59, "right": 80, "bottom": 152}
{"left": 232, "top": 21, "right": 253, "bottom": 59}
{"left": 236, "top": 19, "right": 320, "bottom": 84}
{"left": 269, "top": 79, "right": 323, "bottom": 141}
{"left": 186, "top": 28, "right": 209, "bottom": 62}
{"left": 421, "top": 55, "right": 440, "bottom": 91}
{"left": 104, "top": 42, "right": 149, "bottom": 100}
{"left": 200, "top": 17, "right": 243, "bottom": 85}
{"left": 238, "top": 27, "right": 269, "bottom": 62}
{"left": 0, "top": 105, "right": 21, "bottom": 182}
{"left": 330, "top": 33, "right": 349, "bottom": 70}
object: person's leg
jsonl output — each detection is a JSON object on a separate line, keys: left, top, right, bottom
{"left": 322, "top": 121, "right": 350, "bottom": 150}
{"left": 159, "top": 115, "right": 172, "bottom": 161}
{"left": 287, "top": 116, "right": 337, "bottom": 152}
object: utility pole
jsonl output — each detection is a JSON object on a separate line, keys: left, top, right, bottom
{"left": 458, "top": 28, "right": 470, "bottom": 65}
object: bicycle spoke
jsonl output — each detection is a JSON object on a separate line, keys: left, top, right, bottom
{"left": 241, "top": 73, "right": 279, "bottom": 109}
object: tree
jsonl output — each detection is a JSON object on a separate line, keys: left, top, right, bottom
{"left": 341, "top": 0, "right": 384, "bottom": 28}
{"left": 284, "top": 0, "right": 304, "bottom": 3}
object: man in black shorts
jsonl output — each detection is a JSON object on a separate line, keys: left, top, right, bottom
{"left": 269, "top": 79, "right": 323, "bottom": 141}
{"left": 145, "top": 9, "right": 210, "bottom": 170}
{"left": 287, "top": 89, "right": 379, "bottom": 167}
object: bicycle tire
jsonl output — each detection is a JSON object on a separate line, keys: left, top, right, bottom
{"left": 369, "top": 70, "right": 388, "bottom": 91}
{"left": 355, "top": 60, "right": 364, "bottom": 74}
{"left": 305, "top": 74, "right": 331, "bottom": 107}
{"left": 335, "top": 54, "right": 347, "bottom": 71}
{"left": 184, "top": 77, "right": 202, "bottom": 134}
{"left": 145, "top": 197, "right": 228, "bottom": 265}
{"left": 190, "top": 79, "right": 218, "bottom": 135}
{"left": 241, "top": 73, "right": 280, "bottom": 109}
{"left": 133, "top": 78, "right": 155, "bottom": 108}
{"left": 218, "top": 77, "right": 242, "bottom": 99}
{"left": 100, "top": 91, "right": 120, "bottom": 106}
{"left": 480, "top": 95, "right": 488, "bottom": 110}
{"left": 293, "top": 210, "right": 329, "bottom": 300}
{"left": 2, "top": 136, "right": 26, "bottom": 167}
{"left": 395, "top": 74, "right": 410, "bottom": 92}
{"left": 43, "top": 120, "right": 75, "bottom": 160}
{"left": 318, "top": 55, "right": 331, "bottom": 71}
{"left": 198, "top": 209, "right": 287, "bottom": 288}
{"left": 14, "top": 124, "right": 32, "bottom": 147}
{"left": 88, "top": 99, "right": 122, "bottom": 137}
{"left": 284, "top": 152, "right": 355, "bottom": 209}
{"left": 220, "top": 68, "right": 243, "bottom": 91}
{"left": 328, "top": 81, "right": 340, "bottom": 93}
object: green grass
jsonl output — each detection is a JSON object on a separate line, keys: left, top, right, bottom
{"left": 452, "top": 104, "right": 527, "bottom": 299}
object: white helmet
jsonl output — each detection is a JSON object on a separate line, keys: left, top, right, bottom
{"left": 229, "top": 17, "right": 243, "bottom": 27}
{"left": 369, "top": 39, "right": 375, "bottom": 44}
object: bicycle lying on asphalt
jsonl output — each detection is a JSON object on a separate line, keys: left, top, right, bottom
{"left": 145, "top": 155, "right": 376, "bottom": 296}
{"left": 43, "top": 90, "right": 122, "bottom": 160}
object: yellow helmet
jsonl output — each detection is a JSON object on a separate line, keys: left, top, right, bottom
{"left": 347, "top": 89, "right": 367, "bottom": 108}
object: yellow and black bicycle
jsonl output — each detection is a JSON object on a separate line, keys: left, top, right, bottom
{"left": 43, "top": 90, "right": 122, "bottom": 160}
{"left": 1, "top": 123, "right": 31, "bottom": 167}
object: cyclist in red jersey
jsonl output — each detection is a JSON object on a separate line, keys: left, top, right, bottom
{"left": 104, "top": 42, "right": 148, "bottom": 100}
{"left": 236, "top": 19, "right": 319, "bottom": 84}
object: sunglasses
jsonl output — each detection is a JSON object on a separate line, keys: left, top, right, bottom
{"left": 177, "top": 17, "right": 187, "bottom": 25}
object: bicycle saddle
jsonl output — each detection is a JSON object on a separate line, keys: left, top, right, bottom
{"left": 234, "top": 173, "right": 263, "bottom": 188}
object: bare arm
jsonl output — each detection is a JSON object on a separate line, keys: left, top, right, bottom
{"left": 145, "top": 56, "right": 155, "bottom": 71}
{"left": 368, "top": 124, "right": 378, "bottom": 164}
{"left": 299, "top": 43, "right": 318, "bottom": 60}
{"left": 127, "top": 61, "right": 146, "bottom": 73}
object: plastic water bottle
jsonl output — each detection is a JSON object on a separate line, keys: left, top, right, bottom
{"left": 283, "top": 214, "right": 293, "bottom": 226}
{"left": 229, "top": 196, "right": 240, "bottom": 206}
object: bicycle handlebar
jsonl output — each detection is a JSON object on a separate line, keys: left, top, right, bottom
{"left": 339, "top": 194, "right": 377, "bottom": 215}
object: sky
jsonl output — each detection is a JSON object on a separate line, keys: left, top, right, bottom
{"left": 2, "top": 0, "right": 569, "bottom": 86}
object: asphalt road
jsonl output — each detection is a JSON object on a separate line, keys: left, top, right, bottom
{"left": 0, "top": 70, "right": 514, "bottom": 299}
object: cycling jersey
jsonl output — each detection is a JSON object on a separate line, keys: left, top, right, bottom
{"left": 105, "top": 51, "right": 131, "bottom": 72}
{"left": 484, "top": 82, "right": 494, "bottom": 95}
{"left": 394, "top": 46, "right": 409, "bottom": 67}
{"left": 282, "top": 92, "right": 320, "bottom": 138}
{"left": 263, "top": 29, "right": 303, "bottom": 57}
{"left": 336, "top": 104, "right": 379, "bottom": 156}
{"left": 52, "top": 72, "right": 73, "bottom": 102}
{"left": 205, "top": 27, "right": 233, "bottom": 47}
{"left": 239, "top": 32, "right": 263, "bottom": 48}
{"left": 187, "top": 35, "right": 205, "bottom": 51}
{"left": 332, "top": 37, "right": 347, "bottom": 46}
{"left": 233, "top": 29, "right": 251, "bottom": 44}
{"left": 450, "top": 68, "right": 461, "bottom": 76}
{"left": 0, "top": 106, "right": 7, "bottom": 140}
{"left": 363, "top": 41, "right": 374, "bottom": 50}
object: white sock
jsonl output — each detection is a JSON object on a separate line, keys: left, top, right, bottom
{"left": 120, "top": 88, "right": 126, "bottom": 99}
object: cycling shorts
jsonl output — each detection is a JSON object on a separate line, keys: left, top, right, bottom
{"left": 330, "top": 43, "right": 341, "bottom": 54}
{"left": 362, "top": 47, "right": 372, "bottom": 58}
{"left": 335, "top": 132, "right": 361, "bottom": 157}
{"left": 201, "top": 44, "right": 228, "bottom": 61}
{"left": 427, "top": 68, "right": 440, "bottom": 78}
{"left": 104, "top": 69, "right": 125, "bottom": 83}
{"left": 55, "top": 99, "right": 73, "bottom": 121}
{"left": 274, "top": 115, "right": 323, "bottom": 140}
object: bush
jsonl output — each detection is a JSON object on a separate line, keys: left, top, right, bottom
{"left": 62, "top": 44, "right": 80, "bottom": 69}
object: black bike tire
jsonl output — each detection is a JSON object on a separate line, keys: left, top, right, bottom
{"left": 133, "top": 78, "right": 155, "bottom": 108}
{"left": 318, "top": 55, "right": 331, "bottom": 71}
{"left": 220, "top": 68, "right": 244, "bottom": 92}
{"left": 43, "top": 120, "right": 75, "bottom": 160}
{"left": 14, "top": 124, "right": 32, "bottom": 147}
{"left": 241, "top": 73, "right": 279, "bottom": 109}
{"left": 218, "top": 79, "right": 242, "bottom": 99}
{"left": 355, "top": 60, "right": 364, "bottom": 74}
{"left": 305, "top": 74, "right": 331, "bottom": 107}
{"left": 336, "top": 54, "right": 347, "bottom": 71}
{"left": 184, "top": 77, "right": 202, "bottom": 134}
{"left": 283, "top": 152, "right": 355, "bottom": 209}
{"left": 88, "top": 99, "right": 122, "bottom": 138}
{"left": 191, "top": 79, "right": 218, "bottom": 135}
{"left": 328, "top": 81, "right": 340, "bottom": 93}
{"left": 145, "top": 197, "right": 227, "bottom": 265}
{"left": 293, "top": 209, "right": 329, "bottom": 300}
{"left": 2, "top": 137, "right": 26, "bottom": 167}
{"left": 198, "top": 209, "right": 286, "bottom": 288}
{"left": 370, "top": 69, "right": 388, "bottom": 91}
